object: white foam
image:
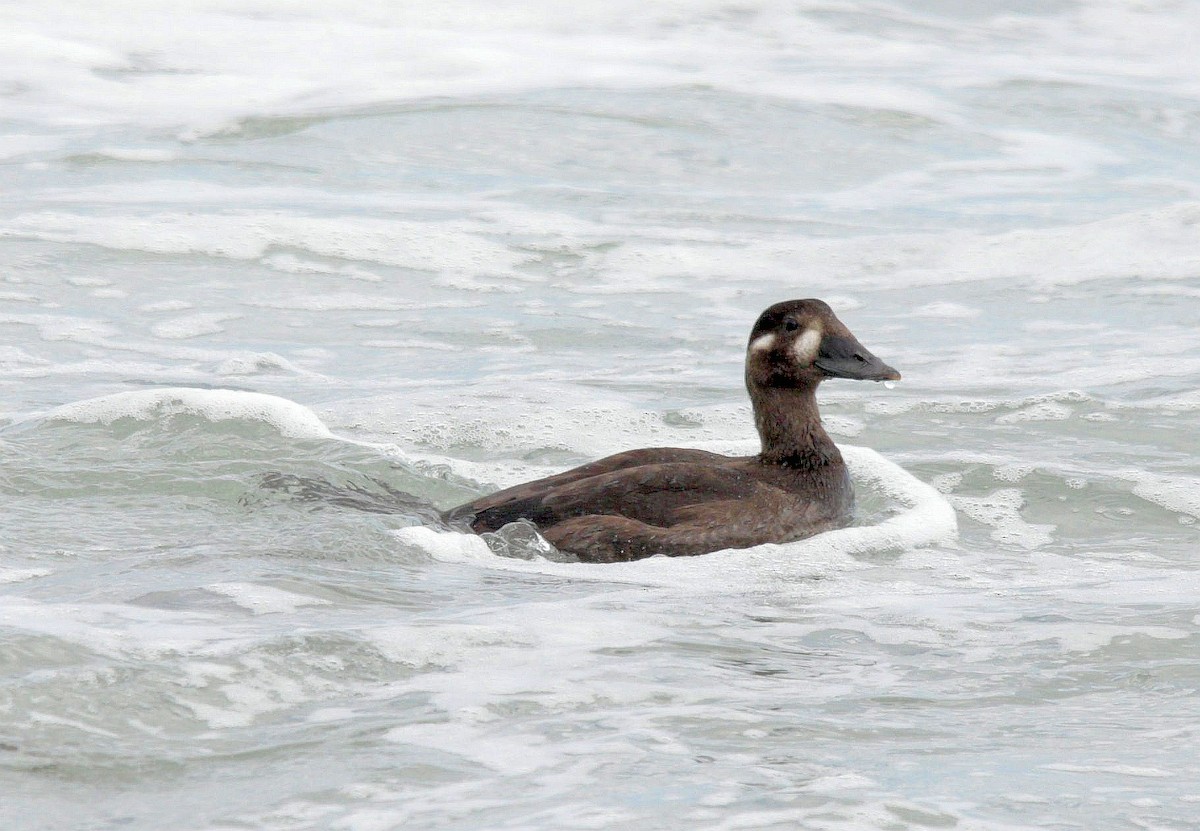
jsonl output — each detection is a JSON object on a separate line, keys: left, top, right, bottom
{"left": 992, "top": 464, "right": 1034, "bottom": 483}
{"left": 177, "top": 662, "right": 327, "bottom": 730}
{"left": 249, "top": 293, "right": 425, "bottom": 312}
{"left": 361, "top": 339, "right": 459, "bottom": 352}
{"left": 823, "top": 415, "right": 864, "bottom": 438}
{"left": 0, "top": 568, "right": 53, "bottom": 584}
{"left": 214, "top": 352, "right": 306, "bottom": 377}
{"left": 802, "top": 773, "right": 876, "bottom": 793}
{"left": 1127, "top": 473, "right": 1200, "bottom": 519}
{"left": 383, "top": 396, "right": 761, "bottom": 491}
{"left": 0, "top": 596, "right": 239, "bottom": 660}
{"left": 0, "top": 313, "right": 119, "bottom": 345}
{"left": 396, "top": 445, "right": 956, "bottom": 586}
{"left": 911, "top": 301, "right": 979, "bottom": 319}
{"left": 368, "top": 621, "right": 533, "bottom": 671}
{"left": 1, "top": 2, "right": 956, "bottom": 133}
{"left": 262, "top": 253, "right": 383, "bottom": 282}
{"left": 0, "top": 291, "right": 41, "bottom": 304}
{"left": 44, "top": 388, "right": 334, "bottom": 440}
{"left": 949, "top": 488, "right": 1055, "bottom": 551}
{"left": 0, "top": 346, "right": 51, "bottom": 367}
{"left": 150, "top": 312, "right": 241, "bottom": 340}
{"left": 5, "top": 211, "right": 520, "bottom": 277}
{"left": 995, "top": 401, "right": 1073, "bottom": 424}
{"left": 206, "top": 582, "right": 332, "bottom": 615}
{"left": 395, "top": 525, "right": 495, "bottom": 565}
{"left": 138, "top": 300, "right": 193, "bottom": 313}
{"left": 594, "top": 203, "right": 1200, "bottom": 295}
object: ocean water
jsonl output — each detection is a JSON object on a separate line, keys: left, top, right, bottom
{"left": 3, "top": 1, "right": 1200, "bottom": 829}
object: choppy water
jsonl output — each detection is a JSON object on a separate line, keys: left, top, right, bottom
{"left": 3, "top": 2, "right": 1200, "bottom": 829}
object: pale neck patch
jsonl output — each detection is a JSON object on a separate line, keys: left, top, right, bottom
{"left": 792, "top": 326, "right": 822, "bottom": 363}
{"left": 748, "top": 333, "right": 776, "bottom": 353}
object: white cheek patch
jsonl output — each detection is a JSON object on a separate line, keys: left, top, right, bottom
{"left": 792, "top": 327, "right": 822, "bottom": 364}
{"left": 748, "top": 333, "right": 776, "bottom": 353}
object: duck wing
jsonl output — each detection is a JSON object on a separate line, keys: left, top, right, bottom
{"left": 447, "top": 453, "right": 756, "bottom": 533}
{"left": 532, "top": 469, "right": 834, "bottom": 562}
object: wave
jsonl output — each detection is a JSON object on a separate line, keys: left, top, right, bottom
{"left": 17, "top": 387, "right": 955, "bottom": 579}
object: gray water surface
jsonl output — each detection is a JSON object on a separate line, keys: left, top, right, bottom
{"left": 2, "top": 2, "right": 1200, "bottom": 829}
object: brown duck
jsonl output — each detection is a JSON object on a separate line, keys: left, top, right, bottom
{"left": 444, "top": 299, "right": 899, "bottom": 562}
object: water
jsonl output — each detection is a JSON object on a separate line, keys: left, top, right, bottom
{"left": 3, "top": 2, "right": 1200, "bottom": 828}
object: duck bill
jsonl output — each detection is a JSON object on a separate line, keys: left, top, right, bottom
{"left": 813, "top": 334, "right": 901, "bottom": 382}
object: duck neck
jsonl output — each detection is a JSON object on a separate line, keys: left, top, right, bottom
{"left": 749, "top": 382, "right": 843, "bottom": 469}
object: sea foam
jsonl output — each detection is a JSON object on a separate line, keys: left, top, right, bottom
{"left": 44, "top": 388, "right": 335, "bottom": 440}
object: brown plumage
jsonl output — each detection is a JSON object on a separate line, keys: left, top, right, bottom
{"left": 444, "top": 299, "right": 899, "bottom": 563}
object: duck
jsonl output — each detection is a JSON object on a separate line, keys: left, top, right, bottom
{"left": 443, "top": 299, "right": 899, "bottom": 563}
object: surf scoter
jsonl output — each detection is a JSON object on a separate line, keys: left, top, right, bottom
{"left": 444, "top": 299, "right": 899, "bottom": 563}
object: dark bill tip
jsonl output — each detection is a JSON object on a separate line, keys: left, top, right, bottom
{"left": 877, "top": 365, "right": 902, "bottom": 382}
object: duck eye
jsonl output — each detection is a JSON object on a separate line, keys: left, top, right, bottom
{"left": 783, "top": 318, "right": 800, "bottom": 332}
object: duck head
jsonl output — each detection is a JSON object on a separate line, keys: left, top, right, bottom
{"left": 745, "top": 299, "right": 900, "bottom": 389}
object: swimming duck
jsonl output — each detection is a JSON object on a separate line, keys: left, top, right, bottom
{"left": 444, "top": 299, "right": 899, "bottom": 562}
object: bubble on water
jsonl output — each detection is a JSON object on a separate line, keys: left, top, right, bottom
{"left": 949, "top": 488, "right": 1055, "bottom": 551}
{"left": 883, "top": 381, "right": 896, "bottom": 390}
{"left": 481, "top": 520, "right": 576, "bottom": 563}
